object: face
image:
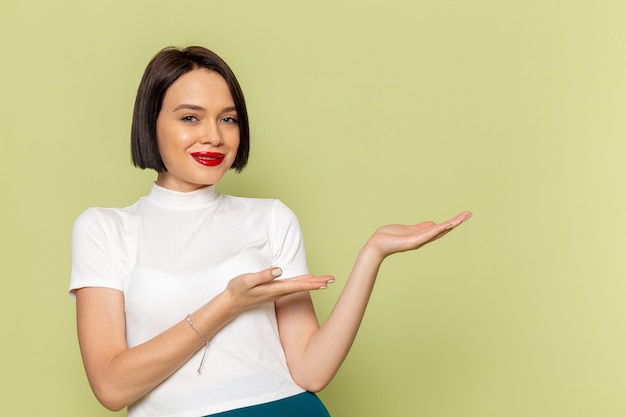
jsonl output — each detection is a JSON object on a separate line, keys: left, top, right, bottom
{"left": 155, "top": 68, "right": 240, "bottom": 192}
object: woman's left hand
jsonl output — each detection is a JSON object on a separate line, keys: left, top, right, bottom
{"left": 364, "top": 211, "right": 472, "bottom": 261}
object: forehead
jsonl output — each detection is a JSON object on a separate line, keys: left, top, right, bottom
{"left": 162, "top": 68, "right": 234, "bottom": 107}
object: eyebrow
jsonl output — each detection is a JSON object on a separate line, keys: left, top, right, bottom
{"left": 172, "top": 104, "right": 237, "bottom": 113}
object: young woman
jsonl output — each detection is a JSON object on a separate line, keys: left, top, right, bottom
{"left": 70, "top": 45, "right": 471, "bottom": 417}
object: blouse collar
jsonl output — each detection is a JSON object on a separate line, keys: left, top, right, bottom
{"left": 147, "top": 182, "right": 221, "bottom": 210}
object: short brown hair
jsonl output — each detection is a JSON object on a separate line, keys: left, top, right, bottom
{"left": 131, "top": 46, "right": 249, "bottom": 172}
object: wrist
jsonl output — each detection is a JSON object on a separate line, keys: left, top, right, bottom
{"left": 359, "top": 241, "right": 386, "bottom": 266}
{"left": 213, "top": 289, "right": 245, "bottom": 318}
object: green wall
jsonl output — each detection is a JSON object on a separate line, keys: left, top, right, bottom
{"left": 2, "top": 1, "right": 626, "bottom": 416}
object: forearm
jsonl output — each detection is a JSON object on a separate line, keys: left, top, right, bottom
{"left": 78, "top": 291, "right": 238, "bottom": 410}
{"left": 285, "top": 212, "right": 472, "bottom": 390}
{"left": 90, "top": 322, "right": 205, "bottom": 410}
{"left": 289, "top": 245, "right": 384, "bottom": 390}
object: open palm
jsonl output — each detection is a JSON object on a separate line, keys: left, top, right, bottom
{"left": 366, "top": 211, "right": 472, "bottom": 259}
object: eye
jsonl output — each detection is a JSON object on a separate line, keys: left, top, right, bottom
{"left": 221, "top": 115, "right": 239, "bottom": 124}
{"left": 181, "top": 115, "right": 198, "bottom": 123}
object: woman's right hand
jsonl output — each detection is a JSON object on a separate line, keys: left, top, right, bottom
{"left": 222, "top": 267, "right": 334, "bottom": 313}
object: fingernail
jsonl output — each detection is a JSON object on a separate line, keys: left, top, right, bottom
{"left": 327, "top": 279, "right": 335, "bottom": 284}
{"left": 271, "top": 267, "right": 283, "bottom": 278}
{"left": 445, "top": 224, "right": 454, "bottom": 230}
{"left": 318, "top": 285, "right": 328, "bottom": 290}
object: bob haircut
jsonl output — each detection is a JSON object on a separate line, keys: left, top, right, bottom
{"left": 131, "top": 46, "right": 249, "bottom": 172}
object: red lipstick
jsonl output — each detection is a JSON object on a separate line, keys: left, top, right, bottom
{"left": 191, "top": 152, "right": 225, "bottom": 167}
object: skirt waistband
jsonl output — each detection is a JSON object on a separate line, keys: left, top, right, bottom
{"left": 205, "top": 392, "right": 331, "bottom": 417}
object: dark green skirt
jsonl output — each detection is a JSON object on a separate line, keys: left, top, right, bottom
{"left": 206, "top": 392, "right": 330, "bottom": 417}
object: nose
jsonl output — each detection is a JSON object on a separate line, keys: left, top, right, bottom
{"left": 200, "top": 121, "right": 222, "bottom": 146}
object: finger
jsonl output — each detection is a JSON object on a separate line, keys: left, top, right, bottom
{"left": 239, "top": 267, "right": 286, "bottom": 289}
{"left": 409, "top": 221, "right": 437, "bottom": 230}
{"left": 260, "top": 274, "right": 336, "bottom": 301}
{"left": 283, "top": 274, "right": 335, "bottom": 287}
{"left": 427, "top": 211, "right": 472, "bottom": 240}
{"left": 443, "top": 211, "right": 473, "bottom": 229}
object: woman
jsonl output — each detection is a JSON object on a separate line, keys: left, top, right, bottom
{"left": 70, "top": 45, "right": 471, "bottom": 417}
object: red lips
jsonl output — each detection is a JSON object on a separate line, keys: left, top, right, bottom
{"left": 191, "top": 152, "right": 225, "bottom": 167}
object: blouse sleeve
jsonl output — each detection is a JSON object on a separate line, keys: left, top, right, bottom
{"left": 69, "top": 208, "right": 123, "bottom": 298}
{"left": 269, "top": 200, "right": 309, "bottom": 279}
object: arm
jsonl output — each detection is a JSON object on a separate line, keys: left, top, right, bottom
{"left": 277, "top": 211, "right": 472, "bottom": 392}
{"left": 76, "top": 268, "right": 332, "bottom": 411}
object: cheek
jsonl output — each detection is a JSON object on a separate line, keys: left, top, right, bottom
{"left": 155, "top": 128, "right": 179, "bottom": 167}
{"left": 229, "top": 129, "right": 241, "bottom": 149}
{"left": 157, "top": 124, "right": 191, "bottom": 152}
{"left": 230, "top": 139, "right": 241, "bottom": 162}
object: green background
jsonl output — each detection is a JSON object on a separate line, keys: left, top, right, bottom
{"left": 2, "top": 1, "right": 626, "bottom": 416}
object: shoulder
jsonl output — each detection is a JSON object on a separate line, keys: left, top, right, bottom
{"left": 72, "top": 200, "right": 142, "bottom": 238}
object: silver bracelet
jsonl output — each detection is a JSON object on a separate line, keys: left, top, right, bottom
{"left": 185, "top": 314, "right": 209, "bottom": 374}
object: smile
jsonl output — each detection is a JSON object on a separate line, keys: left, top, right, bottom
{"left": 191, "top": 152, "right": 225, "bottom": 167}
